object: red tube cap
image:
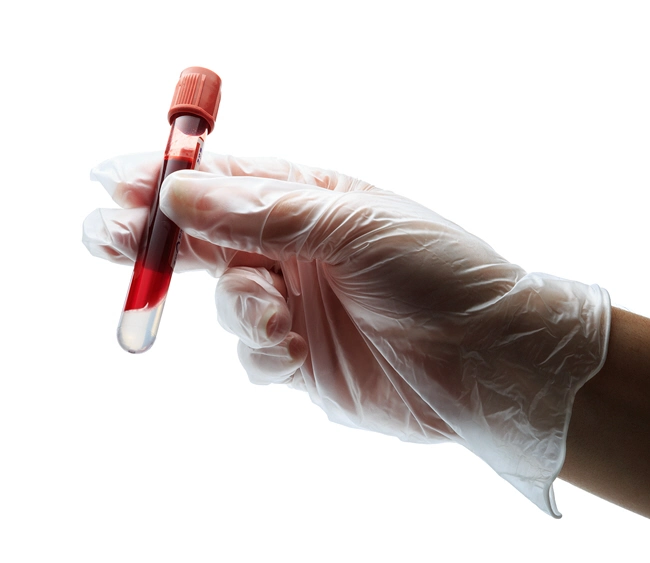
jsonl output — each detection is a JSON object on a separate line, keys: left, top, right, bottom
{"left": 168, "top": 67, "right": 222, "bottom": 133}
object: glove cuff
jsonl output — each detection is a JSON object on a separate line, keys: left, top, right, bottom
{"left": 458, "top": 273, "right": 611, "bottom": 517}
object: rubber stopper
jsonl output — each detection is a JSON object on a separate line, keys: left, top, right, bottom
{"left": 168, "top": 67, "right": 222, "bottom": 133}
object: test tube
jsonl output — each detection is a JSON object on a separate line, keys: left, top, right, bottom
{"left": 117, "top": 67, "right": 222, "bottom": 353}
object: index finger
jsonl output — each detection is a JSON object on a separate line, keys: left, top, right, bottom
{"left": 90, "top": 152, "right": 372, "bottom": 211}
{"left": 90, "top": 152, "right": 162, "bottom": 209}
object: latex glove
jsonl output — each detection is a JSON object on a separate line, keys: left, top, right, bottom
{"left": 83, "top": 152, "right": 610, "bottom": 517}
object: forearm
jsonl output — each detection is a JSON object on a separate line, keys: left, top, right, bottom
{"left": 560, "top": 307, "right": 650, "bottom": 518}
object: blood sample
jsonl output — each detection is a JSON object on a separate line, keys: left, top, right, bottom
{"left": 117, "top": 67, "right": 222, "bottom": 353}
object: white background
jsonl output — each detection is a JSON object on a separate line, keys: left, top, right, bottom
{"left": 2, "top": 1, "right": 649, "bottom": 561}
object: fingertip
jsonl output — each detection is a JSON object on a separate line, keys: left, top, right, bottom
{"left": 159, "top": 171, "right": 195, "bottom": 229}
{"left": 238, "top": 332, "right": 308, "bottom": 385}
{"left": 160, "top": 170, "right": 208, "bottom": 213}
{"left": 216, "top": 266, "right": 291, "bottom": 348}
{"left": 82, "top": 208, "right": 111, "bottom": 258}
{"left": 82, "top": 207, "right": 146, "bottom": 264}
{"left": 90, "top": 152, "right": 162, "bottom": 208}
{"left": 287, "top": 333, "right": 308, "bottom": 364}
{"left": 160, "top": 170, "right": 233, "bottom": 244}
{"left": 159, "top": 170, "right": 184, "bottom": 206}
{"left": 265, "top": 311, "right": 292, "bottom": 342}
{"left": 89, "top": 158, "right": 112, "bottom": 184}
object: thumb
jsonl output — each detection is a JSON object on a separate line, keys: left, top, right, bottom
{"left": 160, "top": 169, "right": 377, "bottom": 264}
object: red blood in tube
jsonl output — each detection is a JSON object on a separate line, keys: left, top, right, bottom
{"left": 123, "top": 157, "right": 193, "bottom": 311}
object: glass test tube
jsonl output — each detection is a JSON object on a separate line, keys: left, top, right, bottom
{"left": 117, "top": 67, "right": 222, "bottom": 353}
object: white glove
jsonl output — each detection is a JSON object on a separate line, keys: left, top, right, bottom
{"left": 83, "top": 152, "right": 610, "bottom": 517}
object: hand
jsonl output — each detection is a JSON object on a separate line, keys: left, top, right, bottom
{"left": 83, "top": 152, "right": 610, "bottom": 516}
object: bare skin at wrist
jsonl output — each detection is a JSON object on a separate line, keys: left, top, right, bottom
{"left": 560, "top": 307, "right": 650, "bottom": 518}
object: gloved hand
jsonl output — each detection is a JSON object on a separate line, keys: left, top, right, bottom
{"left": 83, "top": 152, "right": 610, "bottom": 517}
